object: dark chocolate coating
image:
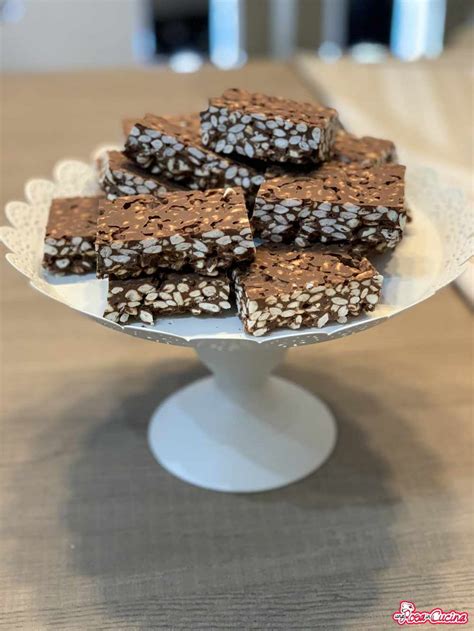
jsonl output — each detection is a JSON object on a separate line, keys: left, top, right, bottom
{"left": 233, "top": 245, "right": 383, "bottom": 336}
{"left": 207, "top": 89, "right": 337, "bottom": 126}
{"left": 201, "top": 88, "right": 339, "bottom": 164}
{"left": 122, "top": 113, "right": 200, "bottom": 137}
{"left": 124, "top": 113, "right": 265, "bottom": 205}
{"left": 331, "top": 131, "right": 397, "bottom": 167}
{"left": 265, "top": 164, "right": 404, "bottom": 208}
{"left": 98, "top": 150, "right": 184, "bottom": 200}
{"left": 43, "top": 196, "right": 101, "bottom": 275}
{"left": 96, "top": 188, "right": 255, "bottom": 279}
{"left": 105, "top": 272, "right": 232, "bottom": 325}
{"left": 253, "top": 164, "right": 406, "bottom": 251}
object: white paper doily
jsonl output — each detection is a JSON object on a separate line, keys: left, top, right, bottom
{"left": 1, "top": 155, "right": 472, "bottom": 350}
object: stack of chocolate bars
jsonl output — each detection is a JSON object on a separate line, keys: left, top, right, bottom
{"left": 43, "top": 88, "right": 408, "bottom": 336}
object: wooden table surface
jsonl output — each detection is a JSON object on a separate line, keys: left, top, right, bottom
{"left": 1, "top": 62, "right": 473, "bottom": 630}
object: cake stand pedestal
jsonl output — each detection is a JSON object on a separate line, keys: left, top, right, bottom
{"left": 148, "top": 345, "right": 336, "bottom": 492}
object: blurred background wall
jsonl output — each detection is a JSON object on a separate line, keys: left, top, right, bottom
{"left": 1, "top": 0, "right": 473, "bottom": 73}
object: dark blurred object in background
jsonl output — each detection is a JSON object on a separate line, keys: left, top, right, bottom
{"left": 151, "top": 0, "right": 246, "bottom": 72}
{"left": 348, "top": 0, "right": 393, "bottom": 47}
{"left": 152, "top": 0, "right": 209, "bottom": 58}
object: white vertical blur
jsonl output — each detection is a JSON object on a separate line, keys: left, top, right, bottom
{"left": 391, "top": 0, "right": 446, "bottom": 61}
{"left": 209, "top": 0, "right": 246, "bottom": 69}
{"left": 132, "top": 0, "right": 157, "bottom": 63}
{"left": 318, "top": 0, "right": 348, "bottom": 61}
{"left": 0, "top": 0, "right": 26, "bottom": 22}
{"left": 321, "top": 0, "right": 348, "bottom": 47}
{"left": 270, "top": 0, "right": 298, "bottom": 59}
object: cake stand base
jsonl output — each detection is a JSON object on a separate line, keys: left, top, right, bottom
{"left": 148, "top": 369, "right": 337, "bottom": 493}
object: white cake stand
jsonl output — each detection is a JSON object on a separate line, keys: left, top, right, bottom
{"left": 1, "top": 158, "right": 472, "bottom": 492}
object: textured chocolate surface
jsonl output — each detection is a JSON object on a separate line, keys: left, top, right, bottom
{"left": 98, "top": 150, "right": 184, "bottom": 200}
{"left": 268, "top": 163, "right": 404, "bottom": 206}
{"left": 43, "top": 196, "right": 100, "bottom": 274}
{"left": 253, "top": 164, "right": 406, "bottom": 251}
{"left": 233, "top": 245, "right": 383, "bottom": 336}
{"left": 164, "top": 113, "right": 201, "bottom": 133}
{"left": 96, "top": 188, "right": 255, "bottom": 278}
{"left": 124, "top": 113, "right": 265, "bottom": 202}
{"left": 332, "top": 131, "right": 397, "bottom": 167}
{"left": 201, "top": 88, "right": 339, "bottom": 164}
{"left": 105, "top": 272, "right": 232, "bottom": 325}
{"left": 122, "top": 113, "right": 200, "bottom": 137}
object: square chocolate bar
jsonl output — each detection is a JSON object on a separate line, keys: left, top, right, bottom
{"left": 124, "top": 113, "right": 265, "bottom": 200}
{"left": 104, "top": 272, "right": 232, "bottom": 325}
{"left": 43, "top": 196, "right": 100, "bottom": 274}
{"left": 200, "top": 89, "right": 339, "bottom": 164}
{"left": 96, "top": 188, "right": 255, "bottom": 279}
{"left": 253, "top": 164, "right": 406, "bottom": 251}
{"left": 332, "top": 130, "right": 397, "bottom": 167}
{"left": 98, "top": 150, "right": 184, "bottom": 200}
{"left": 233, "top": 246, "right": 383, "bottom": 336}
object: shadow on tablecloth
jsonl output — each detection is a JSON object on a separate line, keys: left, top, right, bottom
{"left": 2, "top": 355, "right": 454, "bottom": 630}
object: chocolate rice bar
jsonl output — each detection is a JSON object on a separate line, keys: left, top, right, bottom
{"left": 233, "top": 246, "right": 383, "bottom": 336}
{"left": 200, "top": 88, "right": 339, "bottom": 164}
{"left": 332, "top": 130, "right": 397, "bottom": 167}
{"left": 252, "top": 163, "right": 406, "bottom": 252}
{"left": 122, "top": 113, "right": 200, "bottom": 137}
{"left": 104, "top": 272, "right": 232, "bottom": 325}
{"left": 124, "top": 113, "right": 265, "bottom": 199}
{"left": 98, "top": 150, "right": 184, "bottom": 200}
{"left": 96, "top": 188, "right": 255, "bottom": 279}
{"left": 43, "top": 196, "right": 100, "bottom": 274}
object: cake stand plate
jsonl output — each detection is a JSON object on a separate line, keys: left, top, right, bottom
{"left": 1, "top": 156, "right": 472, "bottom": 492}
